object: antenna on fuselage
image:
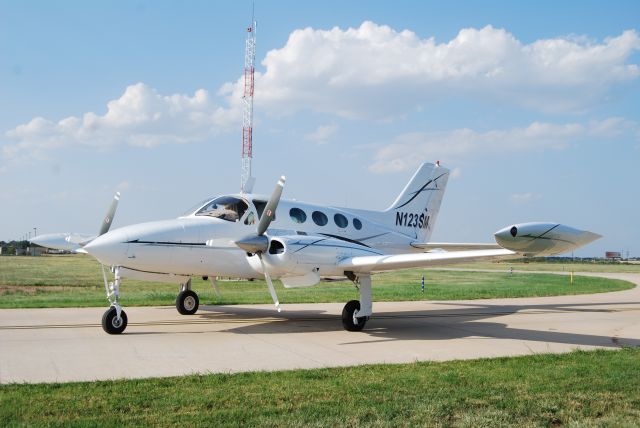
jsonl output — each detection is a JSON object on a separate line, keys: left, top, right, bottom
{"left": 240, "top": 4, "right": 257, "bottom": 194}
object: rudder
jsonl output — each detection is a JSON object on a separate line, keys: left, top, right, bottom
{"left": 385, "top": 162, "right": 449, "bottom": 243}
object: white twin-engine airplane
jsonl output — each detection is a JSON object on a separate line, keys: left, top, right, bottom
{"left": 33, "top": 162, "right": 600, "bottom": 334}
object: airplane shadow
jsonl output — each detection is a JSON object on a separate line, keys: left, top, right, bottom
{"left": 193, "top": 300, "right": 640, "bottom": 349}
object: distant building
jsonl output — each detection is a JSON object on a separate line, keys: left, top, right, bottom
{"left": 15, "top": 248, "right": 26, "bottom": 256}
{"left": 605, "top": 251, "right": 622, "bottom": 260}
{"left": 27, "top": 246, "right": 44, "bottom": 256}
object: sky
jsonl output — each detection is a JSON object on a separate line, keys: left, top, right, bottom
{"left": 1, "top": 0, "right": 638, "bottom": 257}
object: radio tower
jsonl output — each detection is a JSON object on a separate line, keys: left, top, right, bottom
{"left": 240, "top": 10, "right": 257, "bottom": 193}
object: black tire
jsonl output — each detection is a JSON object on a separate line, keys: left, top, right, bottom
{"left": 176, "top": 290, "right": 199, "bottom": 315}
{"left": 341, "top": 299, "right": 368, "bottom": 332}
{"left": 101, "top": 306, "right": 128, "bottom": 334}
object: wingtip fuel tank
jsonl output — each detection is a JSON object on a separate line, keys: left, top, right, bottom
{"left": 494, "top": 222, "right": 601, "bottom": 257}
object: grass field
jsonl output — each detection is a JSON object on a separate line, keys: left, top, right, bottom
{"left": 0, "top": 255, "right": 633, "bottom": 308}
{"left": 453, "top": 260, "right": 640, "bottom": 273}
{"left": 1, "top": 348, "right": 639, "bottom": 426}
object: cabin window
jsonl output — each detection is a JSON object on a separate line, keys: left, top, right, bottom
{"left": 196, "top": 196, "right": 248, "bottom": 222}
{"left": 312, "top": 211, "right": 328, "bottom": 226}
{"left": 353, "top": 218, "right": 363, "bottom": 230}
{"left": 334, "top": 213, "right": 348, "bottom": 228}
{"left": 289, "top": 208, "right": 307, "bottom": 224}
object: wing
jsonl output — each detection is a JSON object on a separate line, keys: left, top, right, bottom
{"left": 411, "top": 242, "right": 502, "bottom": 251}
{"left": 338, "top": 248, "right": 516, "bottom": 273}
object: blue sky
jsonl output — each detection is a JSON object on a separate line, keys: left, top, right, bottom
{"left": 1, "top": 0, "right": 638, "bottom": 257}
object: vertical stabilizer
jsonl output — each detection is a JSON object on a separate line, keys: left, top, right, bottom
{"left": 384, "top": 162, "right": 449, "bottom": 243}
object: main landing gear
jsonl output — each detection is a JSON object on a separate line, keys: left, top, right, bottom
{"left": 101, "top": 266, "right": 128, "bottom": 334}
{"left": 342, "top": 273, "right": 372, "bottom": 332}
{"left": 176, "top": 279, "right": 199, "bottom": 315}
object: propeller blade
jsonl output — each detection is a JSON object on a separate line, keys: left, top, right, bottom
{"left": 258, "top": 254, "right": 281, "bottom": 312}
{"left": 257, "top": 176, "right": 285, "bottom": 236}
{"left": 98, "top": 192, "right": 121, "bottom": 236}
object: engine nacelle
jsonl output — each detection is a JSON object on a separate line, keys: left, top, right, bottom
{"left": 247, "top": 235, "right": 381, "bottom": 287}
{"left": 494, "top": 222, "right": 601, "bottom": 257}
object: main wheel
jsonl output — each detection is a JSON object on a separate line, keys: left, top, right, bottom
{"left": 342, "top": 299, "right": 368, "bottom": 332}
{"left": 102, "top": 306, "right": 128, "bottom": 334}
{"left": 176, "top": 290, "right": 199, "bottom": 315}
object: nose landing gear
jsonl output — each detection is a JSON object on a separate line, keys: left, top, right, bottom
{"left": 101, "top": 266, "right": 128, "bottom": 334}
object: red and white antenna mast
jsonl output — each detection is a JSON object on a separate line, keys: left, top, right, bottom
{"left": 240, "top": 9, "right": 257, "bottom": 193}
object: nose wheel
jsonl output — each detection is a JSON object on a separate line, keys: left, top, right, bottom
{"left": 102, "top": 306, "right": 128, "bottom": 334}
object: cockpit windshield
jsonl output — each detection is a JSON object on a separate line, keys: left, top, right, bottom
{"left": 181, "top": 197, "right": 213, "bottom": 217}
{"left": 195, "top": 196, "right": 248, "bottom": 222}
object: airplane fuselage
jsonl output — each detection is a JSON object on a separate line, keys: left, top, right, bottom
{"left": 85, "top": 194, "right": 421, "bottom": 280}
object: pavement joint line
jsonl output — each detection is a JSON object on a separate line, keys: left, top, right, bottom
{"left": 2, "top": 307, "right": 638, "bottom": 331}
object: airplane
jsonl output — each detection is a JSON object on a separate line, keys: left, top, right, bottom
{"left": 32, "top": 162, "right": 601, "bottom": 334}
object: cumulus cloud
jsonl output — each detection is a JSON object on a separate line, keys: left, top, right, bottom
{"left": 511, "top": 192, "right": 543, "bottom": 204}
{"left": 369, "top": 117, "right": 637, "bottom": 173}
{"left": 450, "top": 167, "right": 462, "bottom": 179}
{"left": 304, "top": 124, "right": 338, "bottom": 144}
{"left": 5, "top": 22, "right": 639, "bottom": 164}
{"left": 3, "top": 83, "right": 238, "bottom": 162}
{"left": 116, "top": 181, "right": 131, "bottom": 191}
{"left": 219, "top": 22, "right": 640, "bottom": 118}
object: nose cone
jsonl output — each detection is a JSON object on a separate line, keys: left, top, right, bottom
{"left": 84, "top": 229, "right": 129, "bottom": 265}
{"left": 494, "top": 225, "right": 517, "bottom": 243}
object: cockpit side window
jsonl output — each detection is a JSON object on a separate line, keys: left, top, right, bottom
{"left": 244, "top": 211, "right": 256, "bottom": 225}
{"left": 196, "top": 196, "right": 249, "bottom": 222}
{"left": 252, "top": 200, "right": 275, "bottom": 221}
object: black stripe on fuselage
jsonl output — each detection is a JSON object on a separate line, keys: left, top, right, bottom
{"left": 289, "top": 240, "right": 384, "bottom": 255}
{"left": 318, "top": 233, "right": 371, "bottom": 248}
{"left": 126, "top": 240, "right": 206, "bottom": 247}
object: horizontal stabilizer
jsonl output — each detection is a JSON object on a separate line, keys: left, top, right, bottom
{"left": 412, "top": 242, "right": 502, "bottom": 251}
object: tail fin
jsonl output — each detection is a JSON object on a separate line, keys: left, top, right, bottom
{"left": 385, "top": 162, "right": 449, "bottom": 243}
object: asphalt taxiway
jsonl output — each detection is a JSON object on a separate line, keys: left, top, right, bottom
{"left": 1, "top": 272, "right": 638, "bottom": 384}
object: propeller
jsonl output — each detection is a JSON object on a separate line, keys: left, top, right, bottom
{"left": 99, "top": 192, "right": 121, "bottom": 236}
{"left": 76, "top": 192, "right": 122, "bottom": 249}
{"left": 95, "top": 192, "right": 122, "bottom": 310}
{"left": 235, "top": 176, "right": 285, "bottom": 312}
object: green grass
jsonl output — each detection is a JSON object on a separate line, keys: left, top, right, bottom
{"left": 1, "top": 348, "right": 639, "bottom": 427}
{"left": 453, "top": 260, "right": 640, "bottom": 273}
{"left": 0, "top": 255, "right": 634, "bottom": 308}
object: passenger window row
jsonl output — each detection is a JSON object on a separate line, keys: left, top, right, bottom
{"left": 289, "top": 207, "right": 362, "bottom": 230}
